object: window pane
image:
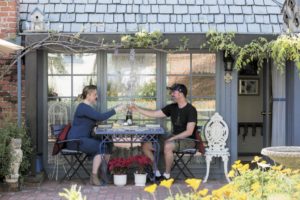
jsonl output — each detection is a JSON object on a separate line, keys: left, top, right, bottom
{"left": 191, "top": 98, "right": 216, "bottom": 120}
{"left": 107, "top": 53, "right": 156, "bottom": 75}
{"left": 48, "top": 76, "right": 71, "bottom": 96}
{"left": 73, "top": 54, "right": 97, "bottom": 75}
{"left": 48, "top": 53, "right": 71, "bottom": 74}
{"left": 167, "top": 54, "right": 190, "bottom": 75}
{"left": 166, "top": 76, "right": 189, "bottom": 87}
{"left": 73, "top": 76, "right": 97, "bottom": 98}
{"left": 192, "top": 54, "right": 216, "bottom": 75}
{"left": 192, "top": 76, "right": 216, "bottom": 97}
{"left": 107, "top": 75, "right": 156, "bottom": 97}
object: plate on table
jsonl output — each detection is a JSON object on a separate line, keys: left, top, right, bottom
{"left": 98, "top": 124, "right": 112, "bottom": 129}
{"left": 145, "top": 124, "right": 160, "bottom": 128}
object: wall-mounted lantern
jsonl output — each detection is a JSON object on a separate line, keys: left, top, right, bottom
{"left": 224, "top": 53, "right": 234, "bottom": 83}
{"left": 30, "top": 8, "right": 45, "bottom": 32}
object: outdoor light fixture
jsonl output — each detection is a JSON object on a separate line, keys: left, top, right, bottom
{"left": 224, "top": 53, "right": 234, "bottom": 83}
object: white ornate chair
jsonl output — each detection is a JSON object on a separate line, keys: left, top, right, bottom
{"left": 203, "top": 112, "right": 230, "bottom": 182}
{"left": 48, "top": 101, "right": 69, "bottom": 180}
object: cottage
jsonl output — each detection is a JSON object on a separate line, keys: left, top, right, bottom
{"left": 1, "top": 0, "right": 299, "bottom": 180}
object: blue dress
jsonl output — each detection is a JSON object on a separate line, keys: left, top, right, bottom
{"left": 67, "top": 103, "right": 116, "bottom": 155}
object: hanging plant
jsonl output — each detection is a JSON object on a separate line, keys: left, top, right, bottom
{"left": 270, "top": 33, "right": 300, "bottom": 73}
{"left": 235, "top": 37, "right": 271, "bottom": 73}
{"left": 121, "top": 30, "right": 169, "bottom": 49}
{"left": 200, "top": 30, "right": 240, "bottom": 59}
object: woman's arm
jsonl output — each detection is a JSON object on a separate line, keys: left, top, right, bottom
{"left": 78, "top": 104, "right": 116, "bottom": 121}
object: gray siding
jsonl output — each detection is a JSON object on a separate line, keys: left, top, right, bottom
{"left": 20, "top": 0, "right": 284, "bottom": 34}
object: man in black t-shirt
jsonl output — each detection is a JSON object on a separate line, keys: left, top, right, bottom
{"left": 130, "top": 83, "right": 197, "bottom": 180}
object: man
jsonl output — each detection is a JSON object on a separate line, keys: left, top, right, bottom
{"left": 130, "top": 83, "right": 197, "bottom": 180}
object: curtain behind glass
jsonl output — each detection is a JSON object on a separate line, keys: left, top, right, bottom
{"left": 271, "top": 65, "right": 286, "bottom": 146}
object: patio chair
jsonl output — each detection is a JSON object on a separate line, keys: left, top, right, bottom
{"left": 171, "top": 126, "right": 205, "bottom": 180}
{"left": 50, "top": 124, "right": 90, "bottom": 184}
{"left": 203, "top": 112, "right": 230, "bottom": 183}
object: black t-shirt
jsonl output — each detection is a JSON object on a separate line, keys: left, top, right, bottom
{"left": 161, "top": 103, "right": 197, "bottom": 139}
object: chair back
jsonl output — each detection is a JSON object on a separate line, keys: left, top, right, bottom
{"left": 204, "top": 112, "right": 229, "bottom": 153}
{"left": 51, "top": 123, "right": 71, "bottom": 155}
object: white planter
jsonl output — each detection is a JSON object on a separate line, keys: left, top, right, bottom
{"left": 134, "top": 173, "right": 147, "bottom": 186}
{"left": 113, "top": 174, "right": 127, "bottom": 186}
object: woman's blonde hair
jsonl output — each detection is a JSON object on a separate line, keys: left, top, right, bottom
{"left": 81, "top": 85, "right": 97, "bottom": 99}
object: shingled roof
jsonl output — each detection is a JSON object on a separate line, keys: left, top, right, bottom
{"left": 19, "top": 0, "right": 284, "bottom": 34}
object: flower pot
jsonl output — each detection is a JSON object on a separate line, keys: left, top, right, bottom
{"left": 134, "top": 173, "right": 147, "bottom": 186}
{"left": 113, "top": 174, "right": 127, "bottom": 186}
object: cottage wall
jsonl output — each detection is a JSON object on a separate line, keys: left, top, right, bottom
{"left": 0, "top": 0, "right": 25, "bottom": 123}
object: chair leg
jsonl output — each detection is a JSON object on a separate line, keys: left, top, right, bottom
{"left": 203, "top": 155, "right": 212, "bottom": 183}
{"left": 172, "top": 153, "right": 195, "bottom": 179}
{"left": 221, "top": 155, "right": 230, "bottom": 182}
{"left": 60, "top": 154, "right": 89, "bottom": 184}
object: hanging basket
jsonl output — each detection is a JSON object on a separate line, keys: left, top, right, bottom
{"left": 113, "top": 174, "right": 127, "bottom": 186}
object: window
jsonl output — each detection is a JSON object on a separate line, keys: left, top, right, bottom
{"left": 166, "top": 53, "right": 216, "bottom": 132}
{"left": 106, "top": 53, "right": 157, "bottom": 124}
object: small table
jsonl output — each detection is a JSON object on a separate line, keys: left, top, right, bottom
{"left": 95, "top": 126, "right": 165, "bottom": 181}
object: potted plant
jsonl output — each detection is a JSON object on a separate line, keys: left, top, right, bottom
{"left": 108, "top": 157, "right": 132, "bottom": 186}
{"left": 130, "top": 155, "right": 152, "bottom": 186}
{"left": 0, "top": 118, "right": 32, "bottom": 187}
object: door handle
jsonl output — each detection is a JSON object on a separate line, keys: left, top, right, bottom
{"left": 261, "top": 111, "right": 272, "bottom": 115}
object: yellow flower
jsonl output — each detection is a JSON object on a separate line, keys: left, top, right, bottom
{"left": 198, "top": 188, "right": 209, "bottom": 196}
{"left": 252, "top": 156, "right": 262, "bottom": 163}
{"left": 251, "top": 182, "right": 260, "bottom": 192}
{"left": 228, "top": 170, "right": 235, "bottom": 178}
{"left": 239, "top": 164, "right": 250, "bottom": 172}
{"left": 202, "top": 195, "right": 212, "bottom": 200}
{"left": 144, "top": 184, "right": 157, "bottom": 194}
{"left": 159, "top": 178, "right": 174, "bottom": 189}
{"left": 234, "top": 160, "right": 241, "bottom": 164}
{"left": 281, "top": 168, "right": 292, "bottom": 174}
{"left": 271, "top": 165, "right": 283, "bottom": 171}
{"left": 185, "top": 178, "right": 202, "bottom": 191}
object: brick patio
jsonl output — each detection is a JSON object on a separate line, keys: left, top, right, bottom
{"left": 0, "top": 179, "right": 226, "bottom": 200}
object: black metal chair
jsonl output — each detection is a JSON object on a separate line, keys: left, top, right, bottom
{"left": 171, "top": 126, "right": 205, "bottom": 179}
{"left": 50, "top": 124, "right": 90, "bottom": 183}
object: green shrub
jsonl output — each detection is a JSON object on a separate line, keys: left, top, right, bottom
{"left": 0, "top": 120, "right": 32, "bottom": 180}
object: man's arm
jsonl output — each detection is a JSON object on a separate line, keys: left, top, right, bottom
{"left": 132, "top": 104, "right": 166, "bottom": 118}
{"left": 166, "top": 122, "right": 196, "bottom": 142}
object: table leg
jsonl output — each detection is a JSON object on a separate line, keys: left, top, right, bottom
{"left": 152, "top": 140, "right": 160, "bottom": 182}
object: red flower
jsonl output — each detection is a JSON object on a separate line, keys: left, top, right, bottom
{"left": 129, "top": 155, "right": 152, "bottom": 174}
{"left": 108, "top": 157, "right": 132, "bottom": 175}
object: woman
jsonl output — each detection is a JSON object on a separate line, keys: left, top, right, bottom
{"left": 67, "top": 85, "right": 125, "bottom": 186}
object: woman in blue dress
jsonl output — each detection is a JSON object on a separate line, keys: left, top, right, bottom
{"left": 67, "top": 85, "right": 125, "bottom": 186}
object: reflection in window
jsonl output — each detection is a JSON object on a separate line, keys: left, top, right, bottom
{"left": 48, "top": 53, "right": 71, "bottom": 74}
{"left": 166, "top": 53, "right": 216, "bottom": 130}
{"left": 107, "top": 53, "right": 157, "bottom": 124}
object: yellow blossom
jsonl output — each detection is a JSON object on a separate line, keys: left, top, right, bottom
{"left": 281, "top": 168, "right": 292, "bottom": 174}
{"left": 251, "top": 182, "right": 260, "bottom": 192}
{"left": 239, "top": 164, "right": 250, "bottom": 172}
{"left": 234, "top": 160, "right": 241, "bottom": 164}
{"left": 271, "top": 165, "right": 283, "bottom": 171}
{"left": 185, "top": 178, "right": 202, "bottom": 191}
{"left": 202, "top": 195, "right": 212, "bottom": 200}
{"left": 228, "top": 170, "right": 235, "bottom": 178}
{"left": 144, "top": 184, "right": 157, "bottom": 194}
{"left": 198, "top": 188, "right": 209, "bottom": 196}
{"left": 252, "top": 156, "right": 262, "bottom": 163}
{"left": 159, "top": 178, "right": 174, "bottom": 189}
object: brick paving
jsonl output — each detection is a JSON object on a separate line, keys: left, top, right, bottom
{"left": 0, "top": 179, "right": 226, "bottom": 200}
